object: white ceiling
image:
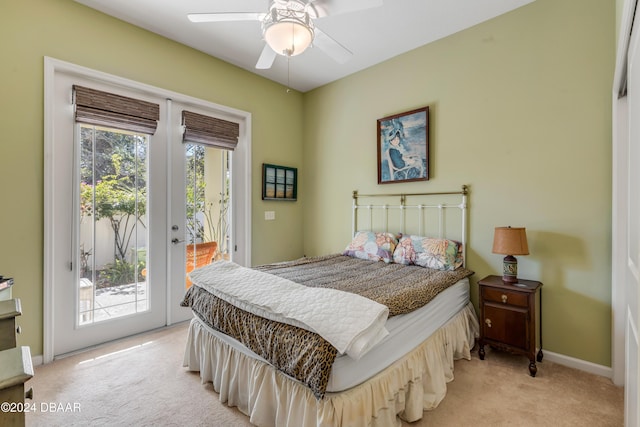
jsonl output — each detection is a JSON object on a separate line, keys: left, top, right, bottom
{"left": 74, "top": 0, "right": 535, "bottom": 92}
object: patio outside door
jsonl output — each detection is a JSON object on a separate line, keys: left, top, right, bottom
{"left": 50, "top": 75, "right": 169, "bottom": 357}
{"left": 167, "top": 102, "right": 235, "bottom": 323}
{"left": 45, "top": 60, "right": 251, "bottom": 360}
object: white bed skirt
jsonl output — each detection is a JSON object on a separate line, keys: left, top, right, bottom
{"left": 183, "top": 302, "right": 479, "bottom": 427}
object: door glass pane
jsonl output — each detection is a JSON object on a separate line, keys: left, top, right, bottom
{"left": 185, "top": 144, "right": 230, "bottom": 290}
{"left": 78, "top": 125, "right": 149, "bottom": 325}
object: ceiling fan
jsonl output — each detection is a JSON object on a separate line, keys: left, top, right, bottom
{"left": 188, "top": 0, "right": 383, "bottom": 70}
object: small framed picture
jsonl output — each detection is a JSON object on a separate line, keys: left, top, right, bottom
{"left": 262, "top": 163, "right": 297, "bottom": 201}
{"left": 377, "top": 106, "right": 429, "bottom": 184}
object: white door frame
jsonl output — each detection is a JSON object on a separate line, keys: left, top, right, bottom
{"left": 43, "top": 57, "right": 252, "bottom": 363}
{"left": 613, "top": 1, "right": 640, "bottom": 425}
{"left": 611, "top": 0, "right": 635, "bottom": 388}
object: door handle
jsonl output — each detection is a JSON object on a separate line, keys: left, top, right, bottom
{"left": 171, "top": 238, "right": 185, "bottom": 244}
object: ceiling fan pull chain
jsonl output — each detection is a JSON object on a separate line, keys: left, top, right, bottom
{"left": 287, "top": 20, "right": 292, "bottom": 92}
{"left": 286, "top": 56, "right": 291, "bottom": 93}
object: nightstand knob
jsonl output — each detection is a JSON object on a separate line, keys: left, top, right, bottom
{"left": 501, "top": 294, "right": 508, "bottom": 303}
{"left": 485, "top": 318, "right": 492, "bottom": 328}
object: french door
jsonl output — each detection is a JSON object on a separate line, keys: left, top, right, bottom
{"left": 45, "top": 59, "right": 251, "bottom": 360}
{"left": 167, "top": 100, "right": 236, "bottom": 324}
{"left": 50, "top": 75, "right": 169, "bottom": 356}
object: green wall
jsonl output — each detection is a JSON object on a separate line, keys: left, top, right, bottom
{"left": 303, "top": 0, "right": 615, "bottom": 366}
{"left": 0, "top": 0, "right": 305, "bottom": 356}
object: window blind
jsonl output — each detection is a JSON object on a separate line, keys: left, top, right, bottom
{"left": 73, "top": 85, "right": 160, "bottom": 135}
{"left": 182, "top": 110, "right": 239, "bottom": 150}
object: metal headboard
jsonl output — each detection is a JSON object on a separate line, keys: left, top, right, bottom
{"left": 352, "top": 185, "right": 469, "bottom": 267}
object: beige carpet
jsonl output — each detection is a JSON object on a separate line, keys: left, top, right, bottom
{"left": 26, "top": 322, "right": 623, "bottom": 426}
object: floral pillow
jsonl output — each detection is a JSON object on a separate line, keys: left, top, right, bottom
{"left": 343, "top": 231, "right": 398, "bottom": 263}
{"left": 393, "top": 235, "right": 463, "bottom": 271}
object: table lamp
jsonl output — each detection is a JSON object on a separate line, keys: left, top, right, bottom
{"left": 492, "top": 226, "right": 529, "bottom": 283}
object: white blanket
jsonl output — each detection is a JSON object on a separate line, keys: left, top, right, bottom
{"left": 189, "top": 260, "right": 389, "bottom": 360}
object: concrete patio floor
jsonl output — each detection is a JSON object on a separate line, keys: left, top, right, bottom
{"left": 80, "top": 281, "right": 149, "bottom": 324}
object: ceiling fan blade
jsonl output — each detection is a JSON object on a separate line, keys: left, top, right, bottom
{"left": 255, "top": 45, "right": 277, "bottom": 69}
{"left": 187, "top": 12, "right": 264, "bottom": 23}
{"left": 310, "top": 0, "right": 383, "bottom": 18}
{"left": 313, "top": 27, "right": 352, "bottom": 64}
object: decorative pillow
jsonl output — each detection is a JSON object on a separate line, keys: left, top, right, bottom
{"left": 392, "top": 235, "right": 415, "bottom": 265}
{"left": 393, "top": 235, "right": 463, "bottom": 271}
{"left": 343, "top": 231, "right": 398, "bottom": 263}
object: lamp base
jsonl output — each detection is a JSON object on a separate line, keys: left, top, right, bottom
{"left": 502, "top": 255, "right": 518, "bottom": 283}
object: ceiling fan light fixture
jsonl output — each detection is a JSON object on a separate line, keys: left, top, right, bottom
{"left": 263, "top": 1, "right": 315, "bottom": 57}
{"left": 264, "top": 21, "right": 313, "bottom": 56}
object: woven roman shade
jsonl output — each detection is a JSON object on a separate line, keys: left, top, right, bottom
{"left": 73, "top": 85, "right": 160, "bottom": 135}
{"left": 182, "top": 110, "right": 239, "bottom": 150}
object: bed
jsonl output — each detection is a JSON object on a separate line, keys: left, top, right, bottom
{"left": 182, "top": 186, "right": 479, "bottom": 426}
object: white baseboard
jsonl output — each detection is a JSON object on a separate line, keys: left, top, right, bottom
{"left": 32, "top": 354, "right": 43, "bottom": 367}
{"left": 543, "top": 349, "right": 612, "bottom": 379}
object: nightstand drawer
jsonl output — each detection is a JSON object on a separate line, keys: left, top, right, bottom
{"left": 482, "top": 287, "right": 528, "bottom": 307}
{"left": 0, "top": 299, "right": 22, "bottom": 352}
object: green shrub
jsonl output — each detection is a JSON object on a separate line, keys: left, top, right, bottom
{"left": 98, "top": 259, "right": 146, "bottom": 288}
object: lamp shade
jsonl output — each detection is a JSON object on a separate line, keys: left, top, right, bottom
{"left": 492, "top": 227, "right": 529, "bottom": 256}
{"left": 264, "top": 17, "right": 313, "bottom": 57}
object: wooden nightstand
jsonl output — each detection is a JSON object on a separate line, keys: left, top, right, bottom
{"left": 0, "top": 346, "right": 34, "bottom": 427}
{"left": 478, "top": 275, "right": 543, "bottom": 376}
{"left": 0, "top": 299, "right": 22, "bottom": 351}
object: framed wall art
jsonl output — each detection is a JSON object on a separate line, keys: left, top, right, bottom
{"left": 262, "top": 163, "right": 297, "bottom": 201}
{"left": 377, "top": 106, "right": 429, "bottom": 184}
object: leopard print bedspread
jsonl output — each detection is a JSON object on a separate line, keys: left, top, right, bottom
{"left": 181, "top": 254, "right": 474, "bottom": 398}
{"left": 254, "top": 254, "right": 474, "bottom": 317}
{"left": 181, "top": 285, "right": 337, "bottom": 398}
